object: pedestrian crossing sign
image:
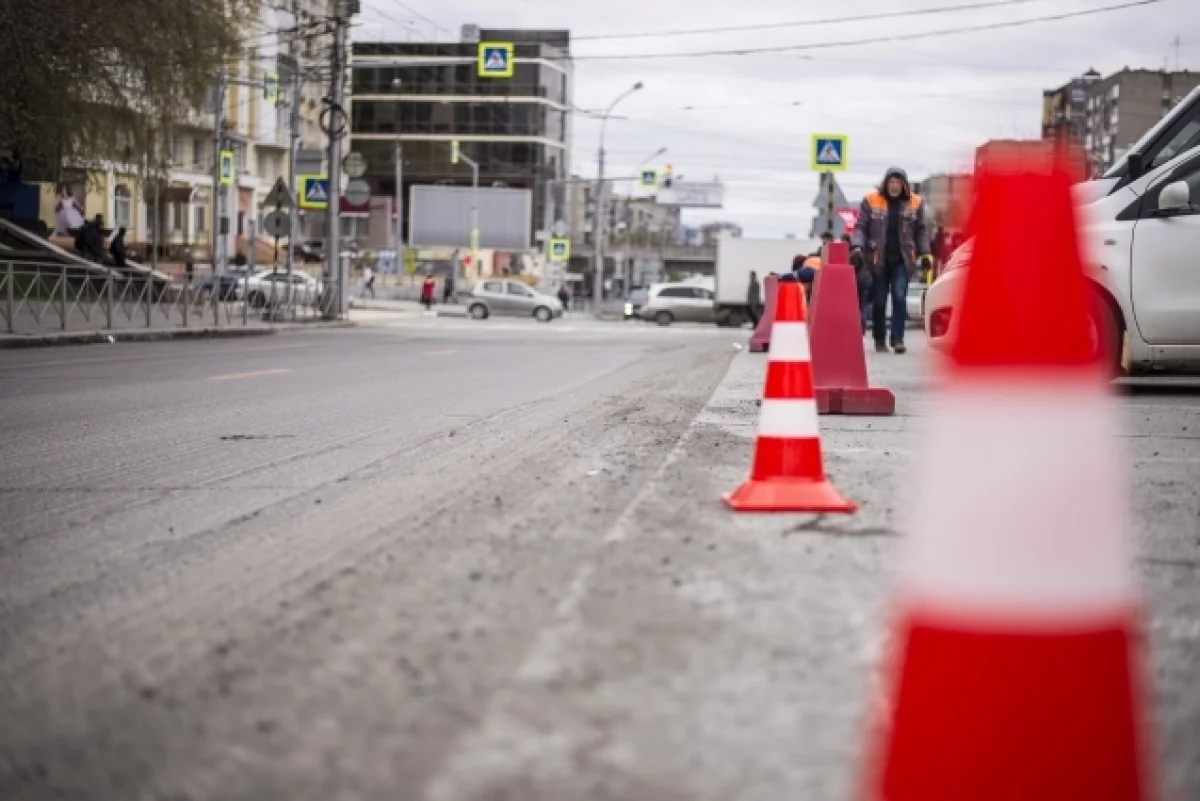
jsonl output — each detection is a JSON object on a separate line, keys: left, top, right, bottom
{"left": 478, "top": 42, "right": 514, "bottom": 78}
{"left": 549, "top": 238, "right": 570, "bottom": 262}
{"left": 638, "top": 168, "right": 659, "bottom": 189}
{"left": 219, "top": 150, "right": 235, "bottom": 185}
{"left": 811, "top": 134, "right": 849, "bottom": 172}
{"left": 298, "top": 175, "right": 329, "bottom": 210}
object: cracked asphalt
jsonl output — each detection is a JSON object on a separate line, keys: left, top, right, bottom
{"left": 0, "top": 319, "right": 1197, "bottom": 800}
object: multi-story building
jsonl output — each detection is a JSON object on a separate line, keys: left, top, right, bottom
{"left": 911, "top": 173, "right": 973, "bottom": 230}
{"left": 1084, "top": 68, "right": 1200, "bottom": 173}
{"left": 348, "top": 26, "right": 572, "bottom": 247}
{"left": 40, "top": 0, "right": 333, "bottom": 261}
{"left": 1042, "top": 69, "right": 1102, "bottom": 145}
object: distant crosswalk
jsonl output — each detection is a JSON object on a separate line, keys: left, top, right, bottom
{"left": 362, "top": 315, "right": 730, "bottom": 338}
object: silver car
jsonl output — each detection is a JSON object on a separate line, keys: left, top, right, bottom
{"left": 639, "top": 284, "right": 715, "bottom": 326}
{"left": 466, "top": 279, "right": 564, "bottom": 322}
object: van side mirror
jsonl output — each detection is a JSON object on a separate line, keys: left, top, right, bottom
{"left": 1157, "top": 180, "right": 1192, "bottom": 214}
{"left": 1127, "top": 152, "right": 1146, "bottom": 179}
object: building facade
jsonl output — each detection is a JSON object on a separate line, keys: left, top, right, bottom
{"left": 1042, "top": 69, "right": 1101, "bottom": 145}
{"left": 348, "top": 26, "right": 572, "bottom": 249}
{"left": 1084, "top": 69, "right": 1200, "bottom": 173}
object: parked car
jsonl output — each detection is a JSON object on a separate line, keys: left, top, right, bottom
{"left": 466, "top": 279, "right": 564, "bottom": 322}
{"left": 639, "top": 283, "right": 715, "bottom": 326}
{"left": 245, "top": 270, "right": 325, "bottom": 308}
{"left": 925, "top": 143, "right": 1200, "bottom": 374}
{"left": 906, "top": 282, "right": 927, "bottom": 323}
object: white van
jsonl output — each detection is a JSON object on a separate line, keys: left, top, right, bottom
{"left": 924, "top": 86, "right": 1200, "bottom": 374}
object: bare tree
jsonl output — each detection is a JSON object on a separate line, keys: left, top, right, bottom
{"left": 0, "top": 0, "right": 255, "bottom": 183}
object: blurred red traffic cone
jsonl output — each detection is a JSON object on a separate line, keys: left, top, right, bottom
{"left": 725, "top": 278, "right": 856, "bottom": 513}
{"left": 862, "top": 156, "right": 1154, "bottom": 801}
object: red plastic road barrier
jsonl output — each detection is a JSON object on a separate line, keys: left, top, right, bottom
{"left": 808, "top": 241, "right": 895, "bottom": 415}
{"left": 748, "top": 274, "right": 779, "bottom": 353}
{"left": 860, "top": 157, "right": 1154, "bottom": 801}
{"left": 725, "top": 279, "right": 856, "bottom": 514}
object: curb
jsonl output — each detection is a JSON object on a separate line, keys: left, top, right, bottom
{"left": 0, "top": 320, "right": 356, "bottom": 349}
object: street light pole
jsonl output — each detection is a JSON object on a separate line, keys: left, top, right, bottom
{"left": 592, "top": 81, "right": 643, "bottom": 316}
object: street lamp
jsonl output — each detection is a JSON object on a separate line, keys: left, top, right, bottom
{"left": 636, "top": 147, "right": 667, "bottom": 170}
{"left": 592, "top": 81, "right": 643, "bottom": 315}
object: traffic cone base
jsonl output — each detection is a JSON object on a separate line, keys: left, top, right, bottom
{"left": 874, "top": 612, "right": 1147, "bottom": 801}
{"left": 723, "top": 476, "right": 856, "bottom": 513}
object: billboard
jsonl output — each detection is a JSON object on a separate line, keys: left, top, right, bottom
{"left": 408, "top": 185, "right": 532, "bottom": 249}
{"left": 655, "top": 181, "right": 725, "bottom": 209}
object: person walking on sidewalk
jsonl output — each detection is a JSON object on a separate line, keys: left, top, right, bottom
{"left": 442, "top": 271, "right": 456, "bottom": 304}
{"left": 362, "top": 265, "right": 376, "bottom": 299}
{"left": 850, "top": 166, "right": 931, "bottom": 354}
{"left": 420, "top": 272, "right": 435, "bottom": 311}
{"left": 746, "top": 270, "right": 762, "bottom": 326}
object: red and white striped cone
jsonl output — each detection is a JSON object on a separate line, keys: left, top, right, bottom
{"left": 725, "top": 278, "right": 856, "bottom": 514}
{"left": 861, "top": 156, "right": 1155, "bottom": 801}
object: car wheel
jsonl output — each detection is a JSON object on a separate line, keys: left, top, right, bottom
{"left": 534, "top": 306, "right": 553, "bottom": 323}
{"left": 655, "top": 311, "right": 673, "bottom": 327}
{"left": 1087, "top": 289, "right": 1123, "bottom": 377}
{"left": 468, "top": 303, "right": 489, "bottom": 320}
{"left": 725, "top": 310, "right": 746, "bottom": 328}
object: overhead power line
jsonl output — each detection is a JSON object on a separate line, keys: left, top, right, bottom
{"left": 573, "top": 0, "right": 1048, "bottom": 41}
{"left": 570, "top": 0, "right": 1162, "bottom": 61}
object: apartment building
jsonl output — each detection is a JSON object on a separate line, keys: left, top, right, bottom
{"left": 45, "top": 0, "right": 334, "bottom": 259}
{"left": 1084, "top": 68, "right": 1200, "bottom": 172}
{"left": 349, "top": 26, "right": 573, "bottom": 246}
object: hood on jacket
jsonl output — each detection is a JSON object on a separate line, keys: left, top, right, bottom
{"left": 878, "top": 166, "right": 911, "bottom": 199}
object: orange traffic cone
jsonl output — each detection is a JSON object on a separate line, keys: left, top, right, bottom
{"left": 725, "top": 278, "right": 856, "bottom": 513}
{"left": 861, "top": 156, "right": 1154, "bottom": 800}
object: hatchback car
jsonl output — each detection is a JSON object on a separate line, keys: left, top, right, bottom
{"left": 467, "top": 279, "right": 564, "bottom": 322}
{"left": 639, "top": 284, "right": 715, "bottom": 326}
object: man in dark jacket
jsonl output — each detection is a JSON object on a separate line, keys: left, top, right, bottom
{"left": 746, "top": 270, "right": 762, "bottom": 326}
{"left": 109, "top": 227, "right": 128, "bottom": 268}
{"left": 850, "top": 166, "right": 931, "bottom": 354}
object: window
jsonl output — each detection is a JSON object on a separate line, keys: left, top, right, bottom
{"left": 193, "top": 137, "right": 205, "bottom": 167}
{"left": 113, "top": 185, "right": 132, "bottom": 229}
{"left": 658, "top": 287, "right": 689, "bottom": 298}
{"left": 1149, "top": 120, "right": 1200, "bottom": 171}
{"left": 481, "top": 281, "right": 503, "bottom": 292}
{"left": 171, "top": 202, "right": 184, "bottom": 233}
{"left": 194, "top": 205, "right": 207, "bottom": 234}
{"left": 506, "top": 282, "right": 532, "bottom": 296}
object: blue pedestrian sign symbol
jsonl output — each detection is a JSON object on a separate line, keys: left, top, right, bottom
{"left": 811, "top": 134, "right": 849, "bottom": 172}
{"left": 638, "top": 169, "right": 659, "bottom": 189}
{"left": 298, "top": 176, "right": 329, "bottom": 210}
{"left": 478, "top": 42, "right": 514, "bottom": 78}
{"left": 549, "top": 238, "right": 570, "bottom": 262}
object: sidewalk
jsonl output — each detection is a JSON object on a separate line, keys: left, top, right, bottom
{"left": 0, "top": 318, "right": 355, "bottom": 348}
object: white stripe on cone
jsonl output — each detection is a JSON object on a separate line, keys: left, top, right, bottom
{"left": 899, "top": 382, "right": 1135, "bottom": 622}
{"left": 758, "top": 399, "right": 821, "bottom": 438}
{"left": 769, "top": 322, "right": 811, "bottom": 362}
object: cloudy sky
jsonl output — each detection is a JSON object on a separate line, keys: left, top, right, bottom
{"left": 358, "top": 0, "right": 1191, "bottom": 236}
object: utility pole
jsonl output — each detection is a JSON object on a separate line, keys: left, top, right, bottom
{"left": 394, "top": 140, "right": 404, "bottom": 273}
{"left": 825, "top": 172, "right": 835, "bottom": 239}
{"left": 211, "top": 75, "right": 226, "bottom": 326}
{"left": 592, "top": 156, "right": 606, "bottom": 314}
{"left": 450, "top": 140, "right": 479, "bottom": 286}
{"left": 285, "top": 56, "right": 300, "bottom": 288}
{"left": 1174, "top": 36, "right": 1182, "bottom": 71}
{"left": 323, "top": 0, "right": 354, "bottom": 320}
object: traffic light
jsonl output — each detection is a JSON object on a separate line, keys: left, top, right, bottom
{"left": 663, "top": 164, "right": 674, "bottom": 189}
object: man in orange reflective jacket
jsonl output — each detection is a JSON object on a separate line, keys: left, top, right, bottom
{"left": 850, "top": 166, "right": 931, "bottom": 354}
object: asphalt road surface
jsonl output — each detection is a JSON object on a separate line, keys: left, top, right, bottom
{"left": 1, "top": 320, "right": 1198, "bottom": 800}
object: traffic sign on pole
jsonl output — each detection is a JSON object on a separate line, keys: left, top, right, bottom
{"left": 344, "top": 178, "right": 370, "bottom": 207}
{"left": 299, "top": 176, "right": 329, "bottom": 210}
{"left": 549, "top": 238, "right": 571, "bottom": 262}
{"left": 263, "top": 177, "right": 293, "bottom": 209}
{"left": 811, "top": 134, "right": 849, "bottom": 171}
{"left": 477, "top": 42, "right": 514, "bottom": 78}
{"left": 638, "top": 168, "right": 659, "bottom": 189}
{"left": 219, "top": 150, "right": 235, "bottom": 185}
{"left": 343, "top": 152, "right": 367, "bottom": 178}
{"left": 261, "top": 210, "right": 289, "bottom": 238}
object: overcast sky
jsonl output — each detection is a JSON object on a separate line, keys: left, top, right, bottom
{"left": 358, "top": 0, "right": 1190, "bottom": 236}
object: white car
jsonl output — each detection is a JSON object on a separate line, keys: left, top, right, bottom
{"left": 244, "top": 270, "right": 325, "bottom": 308}
{"left": 924, "top": 145, "right": 1200, "bottom": 373}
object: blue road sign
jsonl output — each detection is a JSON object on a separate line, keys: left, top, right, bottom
{"left": 478, "top": 42, "right": 514, "bottom": 78}
{"left": 549, "top": 238, "right": 570, "bottom": 261}
{"left": 811, "top": 134, "right": 849, "bottom": 172}
{"left": 299, "top": 176, "right": 329, "bottom": 210}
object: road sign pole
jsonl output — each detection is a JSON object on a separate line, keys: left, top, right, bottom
{"left": 826, "top": 171, "right": 835, "bottom": 238}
